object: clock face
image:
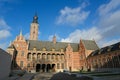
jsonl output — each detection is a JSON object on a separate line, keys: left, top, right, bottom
{"left": 34, "top": 16, "right": 37, "bottom": 19}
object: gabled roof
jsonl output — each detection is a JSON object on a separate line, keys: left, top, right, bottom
{"left": 81, "top": 40, "right": 99, "bottom": 50}
{"left": 28, "top": 40, "right": 79, "bottom": 52}
{"left": 7, "top": 44, "right": 14, "bottom": 49}
{"left": 89, "top": 42, "right": 120, "bottom": 57}
{"left": 0, "top": 48, "right": 11, "bottom": 56}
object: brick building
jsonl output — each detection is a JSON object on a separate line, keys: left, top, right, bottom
{"left": 87, "top": 42, "right": 120, "bottom": 72}
{"left": 7, "top": 15, "right": 120, "bottom": 72}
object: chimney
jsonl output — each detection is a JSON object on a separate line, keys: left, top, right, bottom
{"left": 53, "top": 35, "right": 56, "bottom": 44}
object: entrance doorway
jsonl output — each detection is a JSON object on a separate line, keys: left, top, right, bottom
{"left": 36, "top": 64, "right": 56, "bottom": 72}
{"left": 51, "top": 64, "right": 55, "bottom": 72}
{"left": 69, "top": 66, "right": 71, "bottom": 72}
{"left": 42, "top": 64, "right": 46, "bottom": 72}
{"left": 36, "top": 64, "right": 41, "bottom": 72}
{"left": 46, "top": 64, "right": 51, "bottom": 72}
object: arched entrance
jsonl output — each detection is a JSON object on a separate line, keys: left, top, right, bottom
{"left": 51, "top": 64, "right": 55, "bottom": 72}
{"left": 36, "top": 64, "right": 41, "bottom": 72}
{"left": 42, "top": 64, "right": 46, "bottom": 72}
{"left": 46, "top": 64, "right": 51, "bottom": 72}
{"left": 36, "top": 64, "right": 56, "bottom": 72}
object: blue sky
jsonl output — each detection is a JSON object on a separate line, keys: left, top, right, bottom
{"left": 0, "top": 0, "right": 120, "bottom": 49}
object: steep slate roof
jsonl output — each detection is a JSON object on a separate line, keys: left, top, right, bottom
{"left": 28, "top": 40, "right": 79, "bottom": 52}
{"left": 89, "top": 42, "right": 120, "bottom": 57}
{"left": 7, "top": 44, "right": 14, "bottom": 49}
{"left": 82, "top": 40, "right": 99, "bottom": 50}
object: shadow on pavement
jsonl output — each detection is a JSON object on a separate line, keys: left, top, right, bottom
{"left": 50, "top": 72, "right": 93, "bottom": 80}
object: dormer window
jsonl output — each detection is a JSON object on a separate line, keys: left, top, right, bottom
{"left": 99, "top": 49, "right": 103, "bottom": 54}
{"left": 42, "top": 48, "right": 46, "bottom": 51}
{"left": 33, "top": 47, "right": 36, "bottom": 51}
{"left": 60, "top": 49, "right": 63, "bottom": 52}
{"left": 52, "top": 48, "right": 55, "bottom": 51}
{"left": 107, "top": 46, "right": 113, "bottom": 52}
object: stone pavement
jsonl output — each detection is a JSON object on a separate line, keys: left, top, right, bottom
{"left": 7, "top": 72, "right": 119, "bottom": 80}
{"left": 93, "top": 75, "right": 120, "bottom": 80}
{"left": 16, "top": 73, "right": 35, "bottom": 80}
{"left": 32, "top": 72, "right": 55, "bottom": 80}
{"left": 50, "top": 72, "right": 93, "bottom": 80}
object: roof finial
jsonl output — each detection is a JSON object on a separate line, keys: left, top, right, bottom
{"left": 9, "top": 41, "right": 12, "bottom": 46}
{"left": 20, "top": 29, "right": 22, "bottom": 36}
{"left": 53, "top": 35, "right": 56, "bottom": 44}
{"left": 92, "top": 38, "right": 95, "bottom": 41}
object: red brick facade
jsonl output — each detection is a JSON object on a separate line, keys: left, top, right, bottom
{"left": 7, "top": 15, "right": 120, "bottom": 72}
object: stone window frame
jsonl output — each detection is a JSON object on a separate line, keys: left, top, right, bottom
{"left": 20, "top": 61, "right": 23, "bottom": 67}
{"left": 21, "top": 51, "right": 24, "bottom": 56}
{"left": 57, "top": 63, "right": 60, "bottom": 69}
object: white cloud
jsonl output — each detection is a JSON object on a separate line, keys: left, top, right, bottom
{"left": 48, "top": 34, "right": 61, "bottom": 41}
{"left": 98, "top": 0, "right": 120, "bottom": 41}
{"left": 56, "top": 6, "right": 90, "bottom": 26}
{"left": 56, "top": 0, "right": 120, "bottom": 48}
{"left": 0, "top": 18, "right": 10, "bottom": 29}
{"left": 0, "top": 18, "right": 11, "bottom": 49}
{"left": 99, "top": 10, "right": 120, "bottom": 38}
{"left": 24, "top": 32, "right": 29, "bottom": 40}
{"left": 0, "top": 42, "right": 9, "bottom": 50}
{"left": 24, "top": 31, "right": 41, "bottom": 40}
{"left": 101, "top": 38, "right": 120, "bottom": 47}
{"left": 0, "top": 29, "right": 11, "bottom": 39}
{"left": 61, "top": 27, "right": 102, "bottom": 43}
{"left": 0, "top": 18, "right": 11, "bottom": 40}
{"left": 98, "top": 0, "right": 120, "bottom": 16}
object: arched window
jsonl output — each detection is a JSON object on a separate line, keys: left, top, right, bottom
{"left": 47, "top": 53, "right": 50, "bottom": 60}
{"left": 61, "top": 63, "right": 64, "bottom": 69}
{"left": 27, "top": 63, "right": 30, "bottom": 68}
{"left": 20, "top": 61, "right": 23, "bottom": 67}
{"left": 52, "top": 53, "right": 55, "bottom": 60}
{"left": 61, "top": 54, "right": 64, "bottom": 60}
{"left": 42, "top": 53, "right": 46, "bottom": 60}
{"left": 32, "top": 53, "right": 36, "bottom": 61}
{"left": 37, "top": 53, "right": 41, "bottom": 60}
{"left": 21, "top": 51, "right": 24, "bottom": 56}
{"left": 57, "top": 63, "right": 60, "bottom": 69}
{"left": 27, "top": 53, "right": 31, "bottom": 61}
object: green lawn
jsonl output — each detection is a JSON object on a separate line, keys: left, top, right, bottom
{"left": 91, "top": 73, "right": 120, "bottom": 77}
{"left": 71, "top": 71, "right": 120, "bottom": 77}
{"left": 71, "top": 71, "right": 111, "bottom": 74}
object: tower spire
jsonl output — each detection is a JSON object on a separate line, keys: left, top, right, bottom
{"left": 30, "top": 14, "right": 39, "bottom": 40}
{"left": 32, "top": 13, "right": 38, "bottom": 23}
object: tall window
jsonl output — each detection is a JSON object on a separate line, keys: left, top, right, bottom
{"left": 21, "top": 51, "right": 24, "bottom": 56}
{"left": 28, "top": 53, "right": 31, "bottom": 61}
{"left": 57, "top": 63, "right": 60, "bottom": 69}
{"left": 20, "top": 61, "right": 23, "bottom": 67}
{"left": 52, "top": 54, "right": 55, "bottom": 60}
{"left": 27, "top": 63, "right": 30, "bottom": 68}
{"left": 61, "top": 63, "right": 64, "bottom": 69}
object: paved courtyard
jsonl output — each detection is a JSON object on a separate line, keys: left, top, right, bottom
{"left": 8, "top": 72, "right": 119, "bottom": 80}
{"left": 32, "top": 72, "right": 120, "bottom": 80}
{"left": 32, "top": 72, "right": 93, "bottom": 80}
{"left": 32, "top": 72, "right": 55, "bottom": 80}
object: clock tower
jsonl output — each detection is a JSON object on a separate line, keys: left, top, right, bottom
{"left": 30, "top": 14, "right": 39, "bottom": 40}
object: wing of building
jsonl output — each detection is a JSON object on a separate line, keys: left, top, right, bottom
{"left": 0, "top": 48, "right": 12, "bottom": 80}
{"left": 6, "top": 14, "right": 120, "bottom": 72}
